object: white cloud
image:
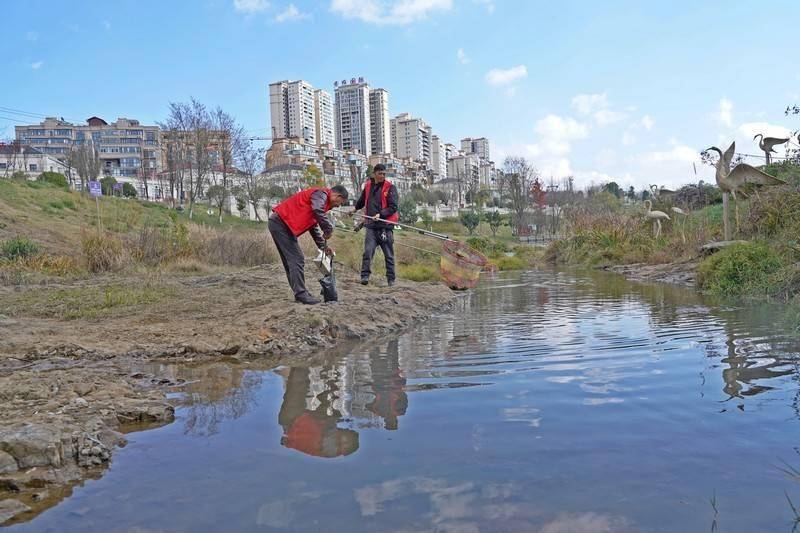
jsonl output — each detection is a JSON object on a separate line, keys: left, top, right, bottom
{"left": 594, "top": 109, "right": 625, "bottom": 126}
{"left": 495, "top": 114, "right": 589, "bottom": 178}
{"left": 718, "top": 97, "right": 733, "bottom": 127}
{"left": 234, "top": 0, "right": 270, "bottom": 12}
{"left": 485, "top": 65, "right": 527, "bottom": 86}
{"left": 571, "top": 93, "right": 608, "bottom": 115}
{"left": 730, "top": 122, "right": 794, "bottom": 160}
{"left": 638, "top": 143, "right": 699, "bottom": 165}
{"left": 330, "top": 0, "right": 452, "bottom": 25}
{"left": 621, "top": 131, "right": 636, "bottom": 146}
{"left": 275, "top": 4, "right": 309, "bottom": 22}
{"left": 572, "top": 93, "right": 626, "bottom": 126}
{"left": 641, "top": 115, "right": 654, "bottom": 131}
{"left": 456, "top": 48, "right": 469, "bottom": 65}
{"left": 30, "top": 61, "right": 43, "bottom": 70}
{"left": 473, "top": 0, "right": 494, "bottom": 13}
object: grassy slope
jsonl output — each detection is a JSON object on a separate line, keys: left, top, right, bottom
{"left": 0, "top": 179, "right": 261, "bottom": 254}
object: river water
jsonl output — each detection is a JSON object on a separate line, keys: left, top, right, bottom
{"left": 9, "top": 269, "right": 800, "bottom": 532}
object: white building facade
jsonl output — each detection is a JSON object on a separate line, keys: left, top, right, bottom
{"left": 269, "top": 80, "right": 317, "bottom": 144}
{"left": 368, "top": 88, "right": 391, "bottom": 156}
{"left": 334, "top": 78, "right": 372, "bottom": 155}
{"left": 391, "top": 113, "right": 431, "bottom": 164}
{"left": 430, "top": 135, "right": 447, "bottom": 181}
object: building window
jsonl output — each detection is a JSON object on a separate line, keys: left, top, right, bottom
{"left": 29, "top": 164, "right": 38, "bottom": 171}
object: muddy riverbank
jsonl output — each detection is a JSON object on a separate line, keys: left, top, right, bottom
{"left": 0, "top": 264, "right": 455, "bottom": 525}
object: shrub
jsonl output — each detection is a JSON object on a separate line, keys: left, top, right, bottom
{"left": 122, "top": 182, "right": 137, "bottom": 198}
{"left": 466, "top": 236, "right": 509, "bottom": 257}
{"left": 460, "top": 210, "right": 481, "bottom": 235}
{"left": 100, "top": 176, "right": 117, "bottom": 196}
{"left": 82, "top": 232, "right": 125, "bottom": 272}
{"left": 399, "top": 197, "right": 418, "bottom": 224}
{"left": 37, "top": 171, "right": 69, "bottom": 190}
{"left": 697, "top": 242, "right": 783, "bottom": 296}
{"left": 10, "top": 171, "right": 27, "bottom": 181}
{"left": 1, "top": 236, "right": 40, "bottom": 260}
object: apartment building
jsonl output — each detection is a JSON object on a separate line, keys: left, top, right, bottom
{"left": 390, "top": 113, "right": 431, "bottom": 163}
{"left": 16, "top": 116, "right": 161, "bottom": 184}
{"left": 368, "top": 88, "right": 391, "bottom": 155}
{"left": 460, "top": 137, "right": 490, "bottom": 161}
{"left": 430, "top": 135, "right": 447, "bottom": 180}
{"left": 334, "top": 77, "right": 372, "bottom": 155}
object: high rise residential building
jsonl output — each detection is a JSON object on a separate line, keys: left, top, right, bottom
{"left": 269, "top": 80, "right": 317, "bottom": 144}
{"left": 390, "top": 113, "right": 431, "bottom": 163}
{"left": 314, "top": 89, "right": 336, "bottom": 146}
{"left": 334, "top": 77, "right": 372, "bottom": 155}
{"left": 460, "top": 137, "right": 490, "bottom": 161}
{"left": 16, "top": 116, "right": 160, "bottom": 184}
{"left": 368, "top": 88, "right": 391, "bottom": 155}
{"left": 447, "top": 152, "right": 481, "bottom": 186}
{"left": 431, "top": 135, "right": 447, "bottom": 180}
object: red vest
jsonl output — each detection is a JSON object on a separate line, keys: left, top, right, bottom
{"left": 273, "top": 187, "right": 331, "bottom": 236}
{"left": 364, "top": 179, "right": 399, "bottom": 223}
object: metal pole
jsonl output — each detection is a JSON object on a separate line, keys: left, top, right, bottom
{"left": 332, "top": 209, "right": 452, "bottom": 241}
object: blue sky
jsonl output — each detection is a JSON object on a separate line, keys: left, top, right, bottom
{"left": 2, "top": 0, "right": 799, "bottom": 189}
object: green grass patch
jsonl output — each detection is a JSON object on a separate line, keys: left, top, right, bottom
{"left": 493, "top": 255, "right": 527, "bottom": 271}
{"left": 697, "top": 242, "right": 783, "bottom": 297}
{"left": 398, "top": 263, "right": 441, "bottom": 281}
{"left": 1, "top": 236, "right": 40, "bottom": 260}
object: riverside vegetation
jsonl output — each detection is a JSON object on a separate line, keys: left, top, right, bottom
{"left": 544, "top": 161, "right": 800, "bottom": 318}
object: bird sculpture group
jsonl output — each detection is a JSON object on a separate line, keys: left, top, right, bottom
{"left": 643, "top": 135, "right": 786, "bottom": 242}
{"left": 706, "top": 141, "right": 785, "bottom": 239}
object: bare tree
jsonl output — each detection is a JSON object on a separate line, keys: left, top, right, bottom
{"left": 72, "top": 141, "right": 101, "bottom": 193}
{"left": 160, "top": 98, "right": 214, "bottom": 218}
{"left": 238, "top": 142, "right": 267, "bottom": 221}
{"left": 502, "top": 156, "right": 538, "bottom": 234}
{"left": 211, "top": 107, "right": 245, "bottom": 223}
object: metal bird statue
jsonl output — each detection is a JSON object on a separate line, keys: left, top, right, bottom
{"left": 644, "top": 200, "right": 670, "bottom": 238}
{"left": 753, "top": 133, "right": 789, "bottom": 164}
{"left": 707, "top": 141, "right": 785, "bottom": 239}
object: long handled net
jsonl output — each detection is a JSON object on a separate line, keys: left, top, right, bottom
{"left": 333, "top": 211, "right": 488, "bottom": 290}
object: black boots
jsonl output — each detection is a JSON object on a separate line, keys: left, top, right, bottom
{"left": 295, "top": 293, "right": 321, "bottom": 305}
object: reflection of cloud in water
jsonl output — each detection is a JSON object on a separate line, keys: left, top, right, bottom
{"left": 583, "top": 397, "right": 625, "bottom": 406}
{"left": 502, "top": 406, "right": 542, "bottom": 427}
{"left": 539, "top": 512, "right": 634, "bottom": 533}
{"left": 256, "top": 490, "right": 325, "bottom": 528}
{"left": 354, "top": 477, "right": 525, "bottom": 531}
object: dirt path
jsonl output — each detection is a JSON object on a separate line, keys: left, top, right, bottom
{"left": 0, "top": 264, "right": 455, "bottom": 525}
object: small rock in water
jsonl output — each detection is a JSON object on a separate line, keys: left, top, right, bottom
{"left": 0, "top": 499, "right": 31, "bottom": 524}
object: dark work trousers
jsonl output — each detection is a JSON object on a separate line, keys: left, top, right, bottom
{"left": 268, "top": 215, "right": 309, "bottom": 299}
{"left": 361, "top": 228, "right": 395, "bottom": 282}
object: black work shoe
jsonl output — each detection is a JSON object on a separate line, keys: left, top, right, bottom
{"left": 387, "top": 279, "right": 395, "bottom": 287}
{"left": 360, "top": 278, "right": 369, "bottom": 286}
{"left": 295, "top": 294, "right": 321, "bottom": 305}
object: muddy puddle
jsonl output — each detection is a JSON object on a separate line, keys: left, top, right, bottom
{"left": 7, "top": 269, "right": 800, "bottom": 532}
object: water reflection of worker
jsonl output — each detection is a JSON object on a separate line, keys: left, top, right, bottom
{"left": 278, "top": 367, "right": 359, "bottom": 458}
{"left": 366, "top": 339, "right": 408, "bottom": 430}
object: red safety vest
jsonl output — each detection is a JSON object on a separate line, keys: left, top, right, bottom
{"left": 364, "top": 179, "right": 399, "bottom": 223}
{"left": 273, "top": 187, "right": 332, "bottom": 236}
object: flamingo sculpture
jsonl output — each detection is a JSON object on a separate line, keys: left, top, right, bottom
{"left": 753, "top": 133, "right": 789, "bottom": 164}
{"left": 644, "top": 200, "right": 670, "bottom": 238}
{"left": 706, "top": 141, "right": 785, "bottom": 239}
{"left": 671, "top": 206, "right": 689, "bottom": 243}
